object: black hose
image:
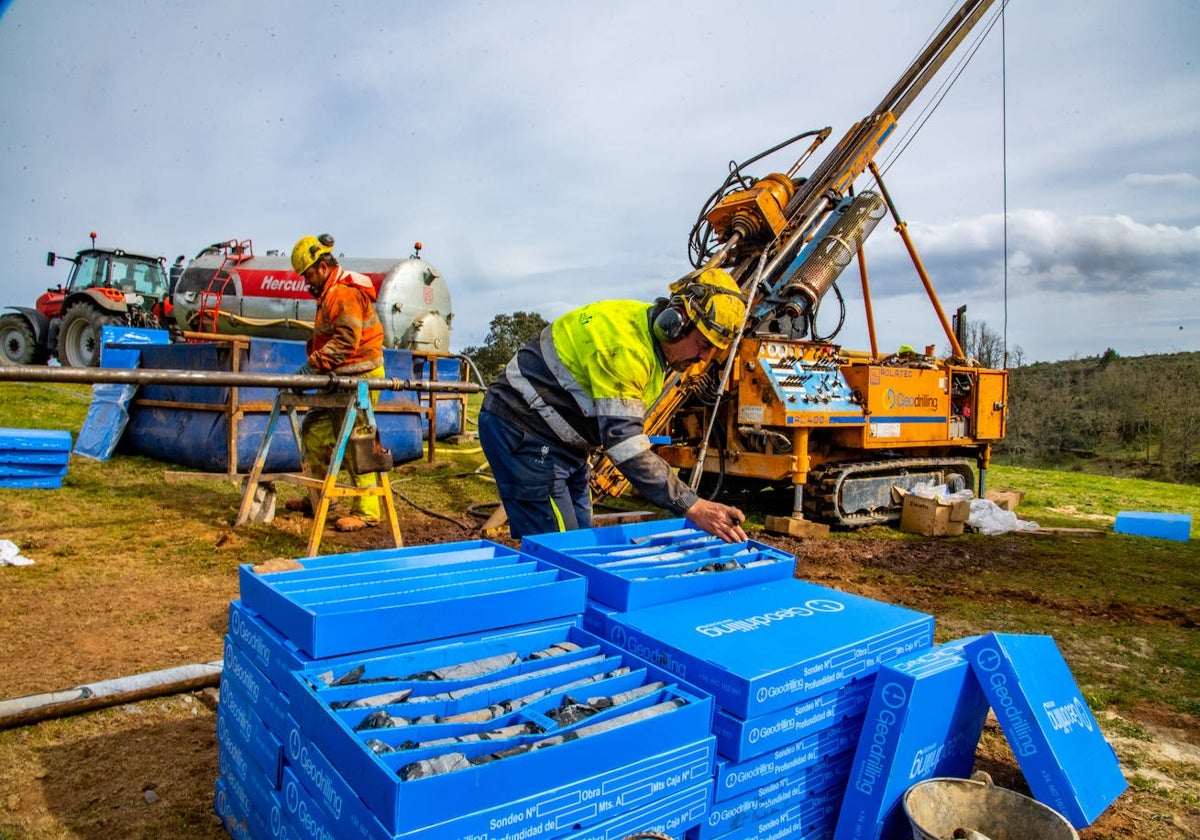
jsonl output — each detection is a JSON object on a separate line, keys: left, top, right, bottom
{"left": 686, "top": 128, "right": 827, "bottom": 268}
{"left": 810, "top": 281, "right": 847, "bottom": 342}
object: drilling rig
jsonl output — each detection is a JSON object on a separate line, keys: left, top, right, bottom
{"left": 591, "top": 0, "right": 1008, "bottom": 533}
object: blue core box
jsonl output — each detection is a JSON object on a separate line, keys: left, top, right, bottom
{"left": 522, "top": 517, "right": 796, "bottom": 611}
{"left": 238, "top": 540, "right": 587, "bottom": 658}
{"left": 965, "top": 633, "right": 1127, "bottom": 829}
{"left": 1113, "top": 510, "right": 1192, "bottom": 542}
{"left": 289, "top": 624, "right": 716, "bottom": 839}
{"left": 833, "top": 637, "right": 990, "bottom": 840}
{"left": 597, "top": 579, "right": 934, "bottom": 721}
{"left": 0, "top": 427, "right": 72, "bottom": 489}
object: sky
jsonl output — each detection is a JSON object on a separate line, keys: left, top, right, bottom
{"left": 1, "top": 0, "right": 1197, "bottom": 364}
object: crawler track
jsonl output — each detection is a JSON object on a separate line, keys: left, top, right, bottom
{"left": 803, "top": 457, "right": 975, "bottom": 527}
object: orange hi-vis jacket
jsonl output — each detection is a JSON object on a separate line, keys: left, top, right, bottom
{"left": 306, "top": 267, "right": 385, "bottom": 375}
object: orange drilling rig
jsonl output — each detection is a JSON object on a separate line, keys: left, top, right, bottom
{"left": 591, "top": 0, "right": 1007, "bottom": 534}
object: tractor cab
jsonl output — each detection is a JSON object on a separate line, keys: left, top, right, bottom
{"left": 47, "top": 248, "right": 169, "bottom": 299}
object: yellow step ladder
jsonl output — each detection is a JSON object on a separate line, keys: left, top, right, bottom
{"left": 235, "top": 380, "right": 402, "bottom": 556}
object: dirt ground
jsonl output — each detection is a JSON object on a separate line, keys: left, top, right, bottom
{"left": 0, "top": 508, "right": 1196, "bottom": 840}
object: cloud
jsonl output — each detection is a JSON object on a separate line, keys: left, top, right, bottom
{"left": 894, "top": 209, "right": 1200, "bottom": 296}
{"left": 1123, "top": 172, "right": 1200, "bottom": 190}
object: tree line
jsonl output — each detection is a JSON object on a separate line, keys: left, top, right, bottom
{"left": 999, "top": 348, "right": 1200, "bottom": 485}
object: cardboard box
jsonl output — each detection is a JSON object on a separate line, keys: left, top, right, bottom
{"left": 899, "top": 493, "right": 971, "bottom": 537}
{"left": 985, "top": 488, "right": 1025, "bottom": 511}
{"left": 965, "top": 633, "right": 1127, "bottom": 829}
{"left": 522, "top": 518, "right": 795, "bottom": 611}
{"left": 833, "top": 637, "right": 990, "bottom": 840}
{"left": 598, "top": 579, "right": 934, "bottom": 719}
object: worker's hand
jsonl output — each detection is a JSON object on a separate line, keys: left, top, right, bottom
{"left": 686, "top": 498, "right": 748, "bottom": 543}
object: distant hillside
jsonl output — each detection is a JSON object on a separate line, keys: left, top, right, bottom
{"left": 997, "top": 349, "right": 1200, "bottom": 485}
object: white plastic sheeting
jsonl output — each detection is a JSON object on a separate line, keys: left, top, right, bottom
{"left": 907, "top": 482, "right": 1039, "bottom": 536}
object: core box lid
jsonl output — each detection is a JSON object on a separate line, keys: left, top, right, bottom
{"left": 965, "top": 633, "right": 1127, "bottom": 829}
{"left": 600, "top": 578, "right": 934, "bottom": 719}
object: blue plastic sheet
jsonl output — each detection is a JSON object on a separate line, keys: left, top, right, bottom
{"left": 73, "top": 327, "right": 171, "bottom": 461}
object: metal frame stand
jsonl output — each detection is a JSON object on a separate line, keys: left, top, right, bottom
{"left": 235, "top": 380, "right": 402, "bottom": 556}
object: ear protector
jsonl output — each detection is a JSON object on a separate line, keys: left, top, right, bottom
{"left": 652, "top": 295, "right": 691, "bottom": 343}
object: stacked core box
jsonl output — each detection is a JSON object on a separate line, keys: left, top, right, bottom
{"left": 216, "top": 539, "right": 717, "bottom": 840}
{"left": 217, "top": 520, "right": 1126, "bottom": 839}
{"left": 523, "top": 520, "right": 936, "bottom": 840}
{"left": 0, "top": 428, "right": 72, "bottom": 489}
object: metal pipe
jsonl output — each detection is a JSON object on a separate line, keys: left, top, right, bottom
{"left": 873, "top": 0, "right": 999, "bottom": 120}
{"left": 0, "top": 365, "right": 483, "bottom": 394}
{"left": 857, "top": 245, "right": 880, "bottom": 359}
{"left": 870, "top": 162, "right": 966, "bottom": 359}
{"left": 0, "top": 661, "right": 222, "bottom": 731}
{"left": 690, "top": 251, "right": 769, "bottom": 493}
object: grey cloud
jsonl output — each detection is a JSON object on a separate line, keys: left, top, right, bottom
{"left": 894, "top": 210, "right": 1200, "bottom": 297}
{"left": 1123, "top": 173, "right": 1200, "bottom": 190}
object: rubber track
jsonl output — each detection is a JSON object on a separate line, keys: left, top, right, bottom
{"left": 802, "top": 457, "right": 975, "bottom": 528}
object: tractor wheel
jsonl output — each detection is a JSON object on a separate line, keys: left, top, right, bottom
{"left": 58, "top": 304, "right": 122, "bottom": 367}
{"left": 0, "top": 314, "right": 48, "bottom": 366}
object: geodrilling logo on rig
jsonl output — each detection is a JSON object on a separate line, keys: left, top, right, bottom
{"left": 696, "top": 599, "right": 845, "bottom": 639}
{"left": 885, "top": 389, "right": 939, "bottom": 412}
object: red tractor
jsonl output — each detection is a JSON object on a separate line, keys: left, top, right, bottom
{"left": 0, "top": 234, "right": 173, "bottom": 367}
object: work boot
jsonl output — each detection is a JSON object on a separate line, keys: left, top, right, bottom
{"left": 334, "top": 515, "right": 377, "bottom": 533}
{"left": 285, "top": 497, "right": 314, "bottom": 517}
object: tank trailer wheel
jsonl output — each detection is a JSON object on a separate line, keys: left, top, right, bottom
{"left": 59, "top": 304, "right": 122, "bottom": 367}
{"left": 0, "top": 314, "right": 47, "bottom": 366}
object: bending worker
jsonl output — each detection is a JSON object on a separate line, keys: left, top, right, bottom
{"left": 286, "top": 233, "right": 385, "bottom": 533}
{"left": 479, "top": 268, "right": 750, "bottom": 542}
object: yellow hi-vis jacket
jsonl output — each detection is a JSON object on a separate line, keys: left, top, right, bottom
{"left": 482, "top": 299, "right": 700, "bottom": 517}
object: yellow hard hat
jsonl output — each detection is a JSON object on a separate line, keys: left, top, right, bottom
{"left": 291, "top": 233, "right": 335, "bottom": 275}
{"left": 668, "top": 267, "right": 747, "bottom": 349}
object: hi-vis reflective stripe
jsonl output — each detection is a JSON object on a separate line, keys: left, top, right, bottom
{"left": 605, "top": 433, "right": 651, "bottom": 465}
{"left": 503, "top": 353, "right": 590, "bottom": 450}
{"left": 539, "top": 328, "right": 593, "bottom": 417}
{"left": 549, "top": 497, "right": 567, "bottom": 532}
{"left": 594, "top": 397, "right": 644, "bottom": 418}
